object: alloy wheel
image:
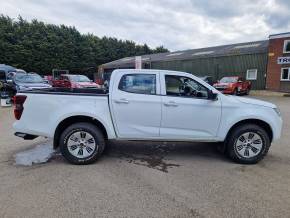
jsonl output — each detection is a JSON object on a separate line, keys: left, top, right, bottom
{"left": 234, "top": 132, "right": 263, "bottom": 158}
{"left": 67, "top": 131, "right": 97, "bottom": 158}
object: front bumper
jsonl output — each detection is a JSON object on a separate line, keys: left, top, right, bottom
{"left": 214, "top": 87, "right": 234, "bottom": 94}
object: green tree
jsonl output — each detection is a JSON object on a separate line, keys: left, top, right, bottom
{"left": 0, "top": 15, "right": 169, "bottom": 74}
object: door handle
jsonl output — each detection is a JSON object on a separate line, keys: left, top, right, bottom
{"left": 164, "top": 101, "right": 178, "bottom": 107}
{"left": 114, "top": 98, "right": 129, "bottom": 104}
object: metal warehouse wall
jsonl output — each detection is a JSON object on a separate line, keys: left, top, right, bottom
{"left": 151, "top": 53, "right": 268, "bottom": 90}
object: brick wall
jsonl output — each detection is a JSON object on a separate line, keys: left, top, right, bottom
{"left": 266, "top": 36, "right": 290, "bottom": 91}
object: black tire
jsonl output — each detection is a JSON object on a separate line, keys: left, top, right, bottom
{"left": 233, "top": 88, "right": 238, "bottom": 95}
{"left": 225, "top": 124, "right": 270, "bottom": 164}
{"left": 59, "top": 122, "right": 105, "bottom": 165}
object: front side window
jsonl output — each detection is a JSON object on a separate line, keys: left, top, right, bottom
{"left": 246, "top": 69, "right": 257, "bottom": 80}
{"left": 281, "top": 68, "right": 290, "bottom": 81}
{"left": 119, "top": 74, "right": 156, "bottom": 95}
{"left": 165, "top": 75, "right": 208, "bottom": 99}
{"left": 283, "top": 40, "right": 290, "bottom": 53}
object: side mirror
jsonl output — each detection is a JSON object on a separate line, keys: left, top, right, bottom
{"left": 208, "top": 90, "right": 218, "bottom": 100}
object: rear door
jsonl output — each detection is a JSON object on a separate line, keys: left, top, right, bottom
{"left": 110, "top": 72, "right": 162, "bottom": 139}
{"left": 160, "top": 72, "right": 221, "bottom": 140}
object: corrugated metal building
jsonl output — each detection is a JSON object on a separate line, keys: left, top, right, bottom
{"left": 100, "top": 40, "right": 269, "bottom": 89}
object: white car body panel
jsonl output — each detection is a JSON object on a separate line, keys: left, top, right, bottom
{"left": 158, "top": 71, "right": 222, "bottom": 140}
{"left": 13, "top": 69, "right": 282, "bottom": 144}
{"left": 13, "top": 94, "right": 116, "bottom": 139}
{"left": 109, "top": 71, "right": 162, "bottom": 138}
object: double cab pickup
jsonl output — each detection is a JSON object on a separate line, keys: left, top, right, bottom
{"left": 13, "top": 70, "right": 282, "bottom": 165}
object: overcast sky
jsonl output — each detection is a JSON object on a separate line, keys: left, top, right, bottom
{"left": 1, "top": 0, "right": 290, "bottom": 51}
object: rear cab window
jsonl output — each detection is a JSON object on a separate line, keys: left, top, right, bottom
{"left": 118, "top": 74, "right": 156, "bottom": 95}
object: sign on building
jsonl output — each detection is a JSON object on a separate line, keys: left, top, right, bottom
{"left": 135, "top": 56, "right": 142, "bottom": 69}
{"left": 277, "top": 56, "right": 290, "bottom": 64}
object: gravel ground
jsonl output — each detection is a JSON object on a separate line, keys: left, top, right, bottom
{"left": 0, "top": 96, "right": 289, "bottom": 218}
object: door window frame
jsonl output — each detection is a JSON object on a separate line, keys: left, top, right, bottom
{"left": 161, "top": 73, "right": 211, "bottom": 100}
{"left": 118, "top": 73, "right": 158, "bottom": 95}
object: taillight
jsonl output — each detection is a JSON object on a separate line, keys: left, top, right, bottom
{"left": 14, "top": 95, "right": 27, "bottom": 120}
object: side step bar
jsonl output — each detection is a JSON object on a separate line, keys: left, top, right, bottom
{"left": 15, "top": 132, "right": 38, "bottom": 140}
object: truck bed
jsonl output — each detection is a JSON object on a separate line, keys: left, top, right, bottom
{"left": 19, "top": 87, "right": 108, "bottom": 96}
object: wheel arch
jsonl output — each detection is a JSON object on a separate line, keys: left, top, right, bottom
{"left": 226, "top": 119, "right": 273, "bottom": 142}
{"left": 53, "top": 115, "right": 108, "bottom": 149}
{"left": 220, "top": 118, "right": 273, "bottom": 153}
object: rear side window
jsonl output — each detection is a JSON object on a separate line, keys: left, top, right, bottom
{"left": 118, "top": 74, "right": 156, "bottom": 95}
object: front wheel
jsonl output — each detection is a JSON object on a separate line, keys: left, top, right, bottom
{"left": 226, "top": 124, "right": 270, "bottom": 164}
{"left": 233, "top": 88, "right": 238, "bottom": 95}
{"left": 59, "top": 122, "right": 105, "bottom": 164}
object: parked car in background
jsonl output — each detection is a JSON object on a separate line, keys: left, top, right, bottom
{"left": 43, "top": 75, "right": 53, "bottom": 85}
{"left": 52, "top": 74, "right": 101, "bottom": 89}
{"left": 199, "top": 76, "right": 214, "bottom": 86}
{"left": 0, "top": 64, "right": 27, "bottom": 97}
{"left": 213, "top": 76, "right": 251, "bottom": 95}
{"left": 13, "top": 69, "right": 282, "bottom": 165}
{"left": 13, "top": 73, "right": 52, "bottom": 92}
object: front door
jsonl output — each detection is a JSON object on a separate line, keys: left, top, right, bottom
{"left": 111, "top": 73, "right": 162, "bottom": 139}
{"left": 160, "top": 74, "right": 221, "bottom": 140}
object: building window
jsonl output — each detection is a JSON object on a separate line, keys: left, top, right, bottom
{"left": 246, "top": 69, "right": 257, "bottom": 80}
{"left": 281, "top": 68, "right": 290, "bottom": 81}
{"left": 283, "top": 40, "right": 290, "bottom": 53}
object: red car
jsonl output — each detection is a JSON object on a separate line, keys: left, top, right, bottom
{"left": 213, "top": 76, "right": 251, "bottom": 95}
{"left": 52, "top": 74, "right": 101, "bottom": 89}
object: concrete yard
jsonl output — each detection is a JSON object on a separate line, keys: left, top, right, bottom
{"left": 0, "top": 96, "right": 289, "bottom": 218}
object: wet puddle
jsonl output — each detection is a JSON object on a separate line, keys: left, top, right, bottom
{"left": 14, "top": 142, "right": 55, "bottom": 166}
{"left": 107, "top": 142, "right": 180, "bottom": 173}
{"left": 14, "top": 141, "right": 181, "bottom": 172}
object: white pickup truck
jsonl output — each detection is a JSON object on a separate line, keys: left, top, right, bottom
{"left": 13, "top": 69, "right": 282, "bottom": 164}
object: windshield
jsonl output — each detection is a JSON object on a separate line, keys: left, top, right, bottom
{"left": 15, "top": 74, "right": 44, "bottom": 83}
{"left": 220, "top": 77, "right": 238, "bottom": 83}
{"left": 69, "top": 75, "right": 90, "bottom": 82}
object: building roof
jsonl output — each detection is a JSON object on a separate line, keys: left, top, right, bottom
{"left": 269, "top": 32, "right": 290, "bottom": 39}
{"left": 102, "top": 40, "right": 269, "bottom": 69}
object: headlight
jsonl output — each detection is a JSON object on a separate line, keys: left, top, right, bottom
{"left": 273, "top": 107, "right": 281, "bottom": 117}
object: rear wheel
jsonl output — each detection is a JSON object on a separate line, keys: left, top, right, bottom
{"left": 226, "top": 124, "right": 270, "bottom": 164}
{"left": 59, "top": 122, "right": 105, "bottom": 164}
